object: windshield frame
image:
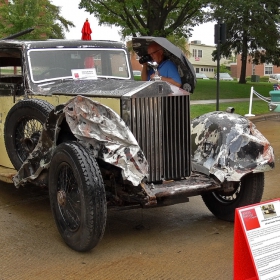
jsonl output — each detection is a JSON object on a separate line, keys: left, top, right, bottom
{"left": 27, "top": 47, "right": 132, "bottom": 83}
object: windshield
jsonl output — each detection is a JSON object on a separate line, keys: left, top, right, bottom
{"left": 28, "top": 48, "right": 130, "bottom": 83}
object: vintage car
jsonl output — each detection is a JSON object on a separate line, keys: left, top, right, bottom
{"left": 0, "top": 36, "right": 274, "bottom": 252}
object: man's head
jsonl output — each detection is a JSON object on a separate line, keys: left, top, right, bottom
{"left": 147, "top": 42, "right": 164, "bottom": 64}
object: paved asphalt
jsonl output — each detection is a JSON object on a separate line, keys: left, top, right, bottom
{"left": 0, "top": 112, "right": 279, "bottom": 280}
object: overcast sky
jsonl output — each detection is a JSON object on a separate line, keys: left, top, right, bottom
{"left": 51, "top": 0, "right": 215, "bottom": 45}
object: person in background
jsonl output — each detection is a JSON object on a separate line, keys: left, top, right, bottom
{"left": 141, "top": 42, "right": 181, "bottom": 87}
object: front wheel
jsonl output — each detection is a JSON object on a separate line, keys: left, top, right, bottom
{"left": 202, "top": 173, "right": 264, "bottom": 222}
{"left": 48, "top": 141, "right": 107, "bottom": 252}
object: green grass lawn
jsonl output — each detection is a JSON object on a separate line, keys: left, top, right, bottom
{"left": 191, "top": 79, "right": 273, "bottom": 100}
{"left": 190, "top": 80, "right": 274, "bottom": 118}
{"left": 190, "top": 100, "right": 269, "bottom": 119}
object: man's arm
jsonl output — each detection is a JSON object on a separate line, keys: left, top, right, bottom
{"left": 141, "top": 63, "right": 148, "bottom": 81}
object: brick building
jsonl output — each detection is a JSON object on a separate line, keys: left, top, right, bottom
{"left": 230, "top": 54, "right": 280, "bottom": 79}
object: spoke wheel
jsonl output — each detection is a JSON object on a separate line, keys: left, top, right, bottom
{"left": 56, "top": 163, "right": 81, "bottom": 232}
{"left": 15, "top": 119, "right": 43, "bottom": 163}
{"left": 49, "top": 141, "right": 107, "bottom": 252}
{"left": 4, "top": 99, "right": 54, "bottom": 170}
{"left": 202, "top": 173, "right": 264, "bottom": 222}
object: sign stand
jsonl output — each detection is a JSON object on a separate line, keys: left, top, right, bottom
{"left": 234, "top": 211, "right": 258, "bottom": 280}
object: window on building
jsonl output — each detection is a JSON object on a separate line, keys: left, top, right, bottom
{"left": 264, "top": 63, "right": 273, "bottom": 75}
{"left": 193, "top": 49, "right": 202, "bottom": 58}
{"left": 265, "top": 66, "right": 273, "bottom": 75}
{"left": 195, "top": 68, "right": 199, "bottom": 73}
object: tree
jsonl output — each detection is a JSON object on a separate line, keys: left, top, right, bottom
{"left": 211, "top": 0, "right": 280, "bottom": 84}
{"left": 78, "top": 0, "right": 210, "bottom": 39}
{"left": 0, "top": 0, "right": 75, "bottom": 39}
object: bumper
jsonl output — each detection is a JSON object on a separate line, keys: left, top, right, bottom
{"left": 141, "top": 172, "right": 220, "bottom": 207}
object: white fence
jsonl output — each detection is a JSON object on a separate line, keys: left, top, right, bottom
{"left": 245, "top": 86, "right": 271, "bottom": 117}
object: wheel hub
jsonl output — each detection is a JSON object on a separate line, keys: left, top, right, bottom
{"left": 57, "top": 190, "right": 67, "bottom": 206}
{"left": 22, "top": 132, "right": 40, "bottom": 152}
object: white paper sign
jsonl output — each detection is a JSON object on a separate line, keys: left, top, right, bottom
{"left": 71, "top": 68, "right": 97, "bottom": 80}
{"left": 238, "top": 200, "right": 280, "bottom": 280}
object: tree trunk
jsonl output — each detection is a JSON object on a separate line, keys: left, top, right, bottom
{"left": 239, "top": 33, "right": 248, "bottom": 84}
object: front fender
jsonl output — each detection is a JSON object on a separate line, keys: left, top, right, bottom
{"left": 191, "top": 111, "right": 275, "bottom": 182}
{"left": 13, "top": 95, "right": 149, "bottom": 187}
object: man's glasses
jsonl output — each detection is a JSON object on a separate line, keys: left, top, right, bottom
{"left": 148, "top": 49, "right": 161, "bottom": 56}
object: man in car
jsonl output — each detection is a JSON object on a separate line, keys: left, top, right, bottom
{"left": 141, "top": 42, "right": 181, "bottom": 87}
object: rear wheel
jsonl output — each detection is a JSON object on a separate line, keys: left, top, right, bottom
{"left": 4, "top": 99, "right": 54, "bottom": 170}
{"left": 48, "top": 141, "right": 107, "bottom": 252}
{"left": 202, "top": 173, "right": 264, "bottom": 222}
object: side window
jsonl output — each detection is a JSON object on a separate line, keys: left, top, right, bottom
{"left": 0, "top": 49, "right": 23, "bottom": 96}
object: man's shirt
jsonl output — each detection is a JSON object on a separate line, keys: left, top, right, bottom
{"left": 147, "top": 59, "right": 181, "bottom": 85}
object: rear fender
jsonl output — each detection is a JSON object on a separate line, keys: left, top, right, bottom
{"left": 191, "top": 111, "right": 274, "bottom": 182}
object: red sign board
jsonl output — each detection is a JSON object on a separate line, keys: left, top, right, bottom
{"left": 234, "top": 198, "right": 280, "bottom": 280}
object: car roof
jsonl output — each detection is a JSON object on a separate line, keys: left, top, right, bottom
{"left": 0, "top": 39, "right": 126, "bottom": 50}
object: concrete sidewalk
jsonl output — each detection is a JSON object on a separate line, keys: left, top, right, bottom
{"left": 190, "top": 98, "right": 259, "bottom": 105}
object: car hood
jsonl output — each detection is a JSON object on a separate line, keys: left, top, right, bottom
{"left": 35, "top": 79, "right": 189, "bottom": 98}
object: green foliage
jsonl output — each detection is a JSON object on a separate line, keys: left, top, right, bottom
{"left": 0, "top": 0, "right": 75, "bottom": 39}
{"left": 246, "top": 76, "right": 269, "bottom": 82}
{"left": 79, "top": 0, "right": 210, "bottom": 39}
{"left": 210, "top": 0, "right": 280, "bottom": 83}
{"left": 214, "top": 64, "right": 229, "bottom": 74}
{"left": 167, "top": 35, "right": 189, "bottom": 55}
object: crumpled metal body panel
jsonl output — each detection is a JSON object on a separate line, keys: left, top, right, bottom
{"left": 13, "top": 95, "right": 149, "bottom": 187}
{"left": 191, "top": 111, "right": 275, "bottom": 182}
{"left": 64, "top": 95, "right": 149, "bottom": 185}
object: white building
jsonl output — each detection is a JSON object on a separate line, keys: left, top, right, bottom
{"left": 188, "top": 40, "right": 231, "bottom": 78}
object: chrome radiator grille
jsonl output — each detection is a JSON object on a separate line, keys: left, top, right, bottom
{"left": 130, "top": 95, "right": 191, "bottom": 182}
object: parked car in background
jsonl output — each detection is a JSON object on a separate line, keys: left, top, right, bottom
{"left": 214, "top": 73, "right": 234, "bottom": 81}
{"left": 196, "top": 73, "right": 209, "bottom": 80}
{"left": 269, "top": 74, "right": 280, "bottom": 84}
{"left": 133, "top": 70, "right": 141, "bottom": 77}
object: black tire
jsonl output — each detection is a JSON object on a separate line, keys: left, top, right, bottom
{"left": 202, "top": 173, "right": 264, "bottom": 222}
{"left": 48, "top": 142, "right": 107, "bottom": 252}
{"left": 4, "top": 99, "right": 54, "bottom": 170}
